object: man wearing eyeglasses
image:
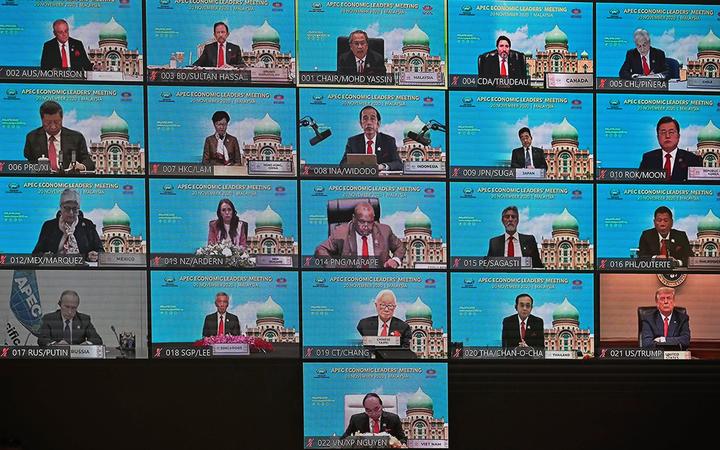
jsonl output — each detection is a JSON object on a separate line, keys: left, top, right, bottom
{"left": 342, "top": 393, "right": 407, "bottom": 446}
{"left": 638, "top": 116, "right": 701, "bottom": 182}
{"left": 337, "top": 30, "right": 386, "bottom": 76}
{"left": 356, "top": 290, "right": 411, "bottom": 348}
{"left": 32, "top": 188, "right": 103, "bottom": 261}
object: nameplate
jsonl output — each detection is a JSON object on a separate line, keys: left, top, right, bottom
{"left": 362, "top": 336, "right": 400, "bottom": 347}
{"left": 398, "top": 72, "right": 443, "bottom": 86}
{"left": 147, "top": 67, "right": 251, "bottom": 84}
{"left": 407, "top": 439, "right": 449, "bottom": 448}
{"left": 515, "top": 168, "right": 545, "bottom": 179}
{"left": 403, "top": 161, "right": 445, "bottom": 175}
{"left": 687, "top": 77, "right": 720, "bottom": 89}
{"left": 596, "top": 76, "right": 668, "bottom": 91}
{"left": 212, "top": 343, "right": 249, "bottom": 356}
{"left": 688, "top": 256, "right": 720, "bottom": 269}
{"left": 546, "top": 73, "right": 593, "bottom": 89}
{"left": 85, "top": 71, "right": 125, "bottom": 81}
{"left": 688, "top": 167, "right": 720, "bottom": 181}
{"left": 0, "top": 160, "right": 50, "bottom": 174}
{"left": 249, "top": 67, "right": 293, "bottom": 84}
{"left": 69, "top": 345, "right": 106, "bottom": 359}
{"left": 255, "top": 255, "right": 294, "bottom": 267}
{"left": 98, "top": 253, "right": 146, "bottom": 267}
{"left": 149, "top": 163, "right": 214, "bottom": 176}
{"left": 544, "top": 350, "right": 577, "bottom": 360}
{"left": 663, "top": 351, "right": 691, "bottom": 360}
{"left": 248, "top": 160, "right": 294, "bottom": 175}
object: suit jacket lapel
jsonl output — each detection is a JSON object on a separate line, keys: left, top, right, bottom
{"left": 346, "top": 224, "right": 358, "bottom": 255}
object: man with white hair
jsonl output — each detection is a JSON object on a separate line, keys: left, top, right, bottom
{"left": 356, "top": 289, "right": 411, "bottom": 347}
{"left": 640, "top": 287, "right": 690, "bottom": 349}
{"left": 619, "top": 28, "right": 669, "bottom": 79}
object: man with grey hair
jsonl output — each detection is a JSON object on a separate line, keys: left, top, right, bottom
{"left": 337, "top": 29, "right": 386, "bottom": 76}
{"left": 37, "top": 290, "right": 103, "bottom": 346}
{"left": 486, "top": 206, "right": 543, "bottom": 268}
{"left": 40, "top": 18, "right": 93, "bottom": 70}
{"left": 619, "top": 28, "right": 669, "bottom": 79}
{"left": 32, "top": 188, "right": 103, "bottom": 261}
{"left": 640, "top": 287, "right": 690, "bottom": 349}
{"left": 356, "top": 289, "right": 411, "bottom": 347}
{"left": 202, "top": 292, "right": 241, "bottom": 337}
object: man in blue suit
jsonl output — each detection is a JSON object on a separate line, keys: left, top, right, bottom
{"left": 641, "top": 287, "right": 690, "bottom": 349}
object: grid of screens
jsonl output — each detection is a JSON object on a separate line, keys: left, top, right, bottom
{"left": 1, "top": 1, "right": 720, "bottom": 448}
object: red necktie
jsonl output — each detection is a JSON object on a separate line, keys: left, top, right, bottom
{"left": 380, "top": 323, "right": 388, "bottom": 337}
{"left": 660, "top": 238, "right": 668, "bottom": 257}
{"left": 218, "top": 43, "right": 224, "bottom": 67}
{"left": 366, "top": 140, "right": 373, "bottom": 155}
{"left": 218, "top": 315, "right": 225, "bottom": 335}
{"left": 520, "top": 320, "right": 526, "bottom": 340}
{"left": 507, "top": 236, "right": 514, "bottom": 257}
{"left": 663, "top": 317, "right": 669, "bottom": 337}
{"left": 664, "top": 153, "right": 672, "bottom": 181}
{"left": 500, "top": 57, "right": 507, "bottom": 77}
{"left": 361, "top": 236, "right": 369, "bottom": 257}
{"left": 372, "top": 419, "right": 380, "bottom": 433}
{"left": 61, "top": 44, "right": 69, "bottom": 69}
{"left": 48, "top": 135, "right": 59, "bottom": 172}
{"left": 642, "top": 55, "right": 650, "bottom": 76}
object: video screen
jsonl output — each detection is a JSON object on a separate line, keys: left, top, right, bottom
{"left": 596, "top": 2, "right": 720, "bottom": 92}
{"left": 1, "top": 269, "right": 146, "bottom": 359}
{"left": 0, "top": 1, "right": 143, "bottom": 82}
{"left": 449, "top": 91, "right": 593, "bottom": 180}
{"left": 0, "top": 178, "right": 146, "bottom": 267}
{"left": 449, "top": 182, "right": 595, "bottom": 270}
{"left": 147, "top": 86, "right": 296, "bottom": 177}
{"left": 302, "top": 272, "right": 447, "bottom": 360}
{"left": 0, "top": 84, "right": 145, "bottom": 175}
{"left": 298, "top": 88, "right": 446, "bottom": 178}
{"left": 148, "top": 179, "right": 297, "bottom": 269}
{"left": 297, "top": 0, "right": 446, "bottom": 88}
{"left": 300, "top": 180, "right": 446, "bottom": 270}
{"left": 596, "top": 93, "right": 720, "bottom": 182}
{"left": 145, "top": 0, "right": 295, "bottom": 85}
{"left": 303, "top": 362, "right": 449, "bottom": 448}
{"left": 450, "top": 273, "right": 594, "bottom": 359}
{"left": 448, "top": 0, "right": 593, "bottom": 90}
{"left": 596, "top": 184, "right": 720, "bottom": 272}
{"left": 150, "top": 271, "right": 298, "bottom": 359}
{"left": 599, "top": 273, "right": 720, "bottom": 360}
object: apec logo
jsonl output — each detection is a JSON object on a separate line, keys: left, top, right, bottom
{"left": 6, "top": 182, "right": 21, "bottom": 193}
{"left": 312, "top": 186, "right": 326, "bottom": 196}
{"left": 461, "top": 187, "right": 475, "bottom": 199}
{"left": 313, "top": 277, "right": 327, "bottom": 287}
{"left": 607, "top": 8, "right": 621, "bottom": 19}
{"left": 311, "top": 95, "right": 325, "bottom": 105}
{"left": 160, "top": 92, "right": 174, "bottom": 102}
{"left": 608, "top": 99, "right": 622, "bottom": 110}
{"left": 462, "top": 279, "right": 475, "bottom": 288}
{"left": 4, "top": 89, "right": 19, "bottom": 100}
{"left": 158, "top": 0, "right": 172, "bottom": 9}
{"left": 309, "top": 2, "right": 324, "bottom": 12}
{"left": 460, "top": 5, "right": 474, "bottom": 16}
{"left": 314, "top": 368, "right": 329, "bottom": 378}
{"left": 160, "top": 184, "right": 175, "bottom": 195}
{"left": 608, "top": 189, "right": 622, "bottom": 200}
{"left": 460, "top": 97, "right": 474, "bottom": 107}
{"left": 162, "top": 277, "right": 177, "bottom": 287}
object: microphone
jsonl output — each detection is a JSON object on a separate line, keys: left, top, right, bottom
{"left": 299, "top": 116, "right": 332, "bottom": 146}
{"left": 111, "top": 325, "right": 121, "bottom": 347}
{"left": 408, "top": 120, "right": 446, "bottom": 146}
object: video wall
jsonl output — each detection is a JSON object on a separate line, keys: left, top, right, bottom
{"left": 2, "top": 0, "right": 720, "bottom": 448}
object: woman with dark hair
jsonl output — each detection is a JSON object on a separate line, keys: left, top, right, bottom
{"left": 207, "top": 198, "right": 248, "bottom": 246}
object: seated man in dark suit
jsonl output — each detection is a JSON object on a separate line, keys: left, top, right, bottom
{"left": 638, "top": 206, "right": 692, "bottom": 267}
{"left": 619, "top": 28, "right": 669, "bottom": 79}
{"left": 192, "top": 22, "right": 245, "bottom": 68}
{"left": 202, "top": 292, "right": 242, "bottom": 337}
{"left": 202, "top": 111, "right": 241, "bottom": 165}
{"left": 24, "top": 100, "right": 94, "bottom": 173}
{"left": 356, "top": 290, "right": 411, "bottom": 348}
{"left": 510, "top": 127, "right": 547, "bottom": 170}
{"left": 478, "top": 35, "right": 527, "bottom": 79}
{"left": 641, "top": 287, "right": 690, "bottom": 349}
{"left": 487, "top": 206, "right": 543, "bottom": 268}
{"left": 40, "top": 19, "right": 93, "bottom": 71}
{"left": 337, "top": 30, "right": 386, "bottom": 76}
{"left": 37, "top": 290, "right": 103, "bottom": 346}
{"left": 315, "top": 202, "right": 405, "bottom": 269}
{"left": 501, "top": 293, "right": 545, "bottom": 348}
{"left": 32, "top": 188, "right": 103, "bottom": 261}
{"left": 342, "top": 393, "right": 407, "bottom": 444}
{"left": 638, "top": 116, "right": 701, "bottom": 182}
{"left": 340, "top": 106, "right": 403, "bottom": 171}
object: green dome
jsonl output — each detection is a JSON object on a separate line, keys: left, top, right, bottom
{"left": 524, "top": 50, "right": 533, "bottom": 57}
{"left": 99, "top": 17, "right": 127, "bottom": 42}
{"left": 406, "top": 387, "right": 433, "bottom": 411}
{"left": 698, "top": 29, "right": 720, "bottom": 53}
{"left": 257, "top": 296, "right": 284, "bottom": 320}
{"left": 404, "top": 115, "right": 430, "bottom": 141}
{"left": 552, "top": 118, "right": 579, "bottom": 141}
{"left": 101, "top": 111, "right": 129, "bottom": 135}
{"left": 405, "top": 297, "right": 432, "bottom": 321}
{"left": 403, "top": 24, "right": 430, "bottom": 47}
{"left": 553, "top": 298, "right": 580, "bottom": 322}
{"left": 698, "top": 120, "right": 720, "bottom": 143}
{"left": 698, "top": 210, "right": 720, "bottom": 232}
{"left": 103, "top": 203, "right": 130, "bottom": 227}
{"left": 552, "top": 208, "right": 579, "bottom": 232}
{"left": 580, "top": 50, "right": 589, "bottom": 58}
{"left": 254, "top": 113, "right": 282, "bottom": 137}
{"left": 405, "top": 206, "right": 431, "bottom": 230}
{"left": 545, "top": 25, "right": 568, "bottom": 46}
{"left": 252, "top": 20, "right": 280, "bottom": 45}
{"left": 255, "top": 205, "right": 283, "bottom": 228}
